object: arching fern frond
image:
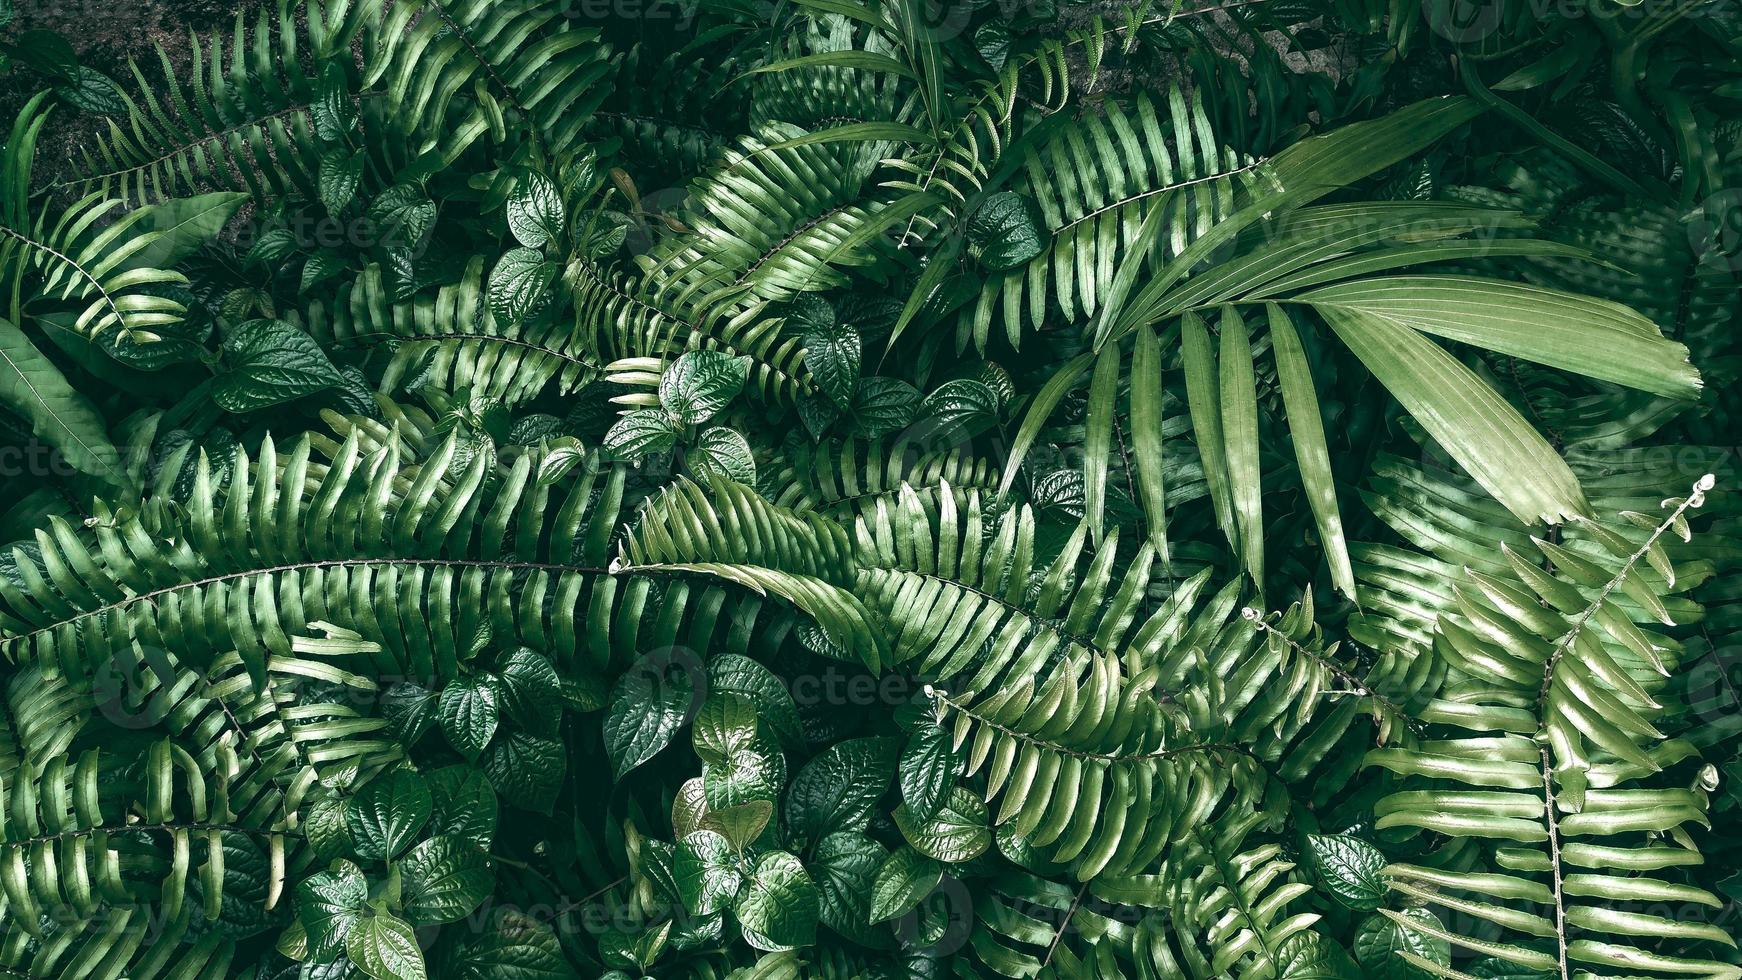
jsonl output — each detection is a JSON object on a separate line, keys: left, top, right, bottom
{"left": 55, "top": 0, "right": 374, "bottom": 206}
{"left": 619, "top": 476, "right": 1408, "bottom": 882}
{"left": 365, "top": 0, "right": 617, "bottom": 156}
{"left": 0, "top": 426, "right": 778, "bottom": 698}
{"left": 1147, "top": 804, "right": 1321, "bottom": 979}
{"left": 302, "top": 259, "right": 599, "bottom": 407}
{"left": 959, "top": 89, "right": 1266, "bottom": 351}
{"left": 2, "top": 97, "right": 187, "bottom": 342}
{"left": 0, "top": 740, "right": 282, "bottom": 936}
{"left": 1351, "top": 449, "right": 1733, "bottom": 660}
{"left": 1366, "top": 478, "right": 1737, "bottom": 980}
{"left": 614, "top": 474, "right": 887, "bottom": 669}
{"left": 641, "top": 125, "right": 901, "bottom": 330}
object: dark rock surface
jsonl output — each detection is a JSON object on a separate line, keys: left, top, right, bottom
{"left": 2, "top": 0, "right": 266, "bottom": 181}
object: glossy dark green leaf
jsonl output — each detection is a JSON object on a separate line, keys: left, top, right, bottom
{"left": 212, "top": 319, "right": 344, "bottom": 413}
{"left": 312, "top": 60, "right": 356, "bottom": 141}
{"left": 481, "top": 732, "right": 565, "bottom": 814}
{"left": 125, "top": 192, "right": 248, "bottom": 271}
{"left": 451, "top": 910, "right": 575, "bottom": 980}
{"left": 368, "top": 186, "right": 437, "bottom": 251}
{"left": 811, "top": 832, "right": 890, "bottom": 946}
{"left": 706, "top": 655, "right": 804, "bottom": 748}
{"left": 702, "top": 800, "right": 774, "bottom": 850}
{"left": 296, "top": 860, "right": 367, "bottom": 959}
{"left": 440, "top": 675, "right": 500, "bottom": 761}
{"left": 898, "top": 725, "right": 957, "bottom": 823}
{"left": 603, "top": 410, "right": 679, "bottom": 462}
{"left": 1303, "top": 834, "right": 1387, "bottom": 910}
{"left": 692, "top": 426, "right": 756, "bottom": 484}
{"left": 674, "top": 829, "right": 743, "bottom": 915}
{"left": 1276, "top": 931, "right": 1363, "bottom": 979}
{"left": 507, "top": 170, "right": 566, "bottom": 249}
{"left": 795, "top": 296, "right": 860, "bottom": 409}
{"left": 869, "top": 847, "right": 941, "bottom": 924}
{"left": 346, "top": 910, "right": 426, "bottom": 980}
{"left": 968, "top": 192, "right": 1046, "bottom": 272}
{"left": 344, "top": 770, "right": 432, "bottom": 862}
{"left": 488, "top": 248, "right": 557, "bottom": 324}
{"left": 426, "top": 765, "right": 498, "bottom": 851}
{"left": 660, "top": 350, "right": 751, "bottom": 426}
{"left": 604, "top": 651, "right": 698, "bottom": 778}
{"left": 1354, "top": 909, "right": 1450, "bottom": 980}
{"left": 0, "top": 315, "right": 129, "bottom": 491}
{"left": 12, "top": 30, "right": 77, "bottom": 81}
{"left": 400, "top": 835, "right": 494, "bottom": 925}
{"left": 496, "top": 649, "right": 563, "bottom": 736}
{"left": 786, "top": 736, "right": 899, "bottom": 847}
{"left": 319, "top": 148, "right": 364, "bottom": 216}
{"left": 851, "top": 377, "right": 921, "bottom": 438}
{"left": 735, "top": 851, "right": 820, "bottom": 951}
{"left": 893, "top": 787, "right": 989, "bottom": 863}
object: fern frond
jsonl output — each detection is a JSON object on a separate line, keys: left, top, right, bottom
{"left": 619, "top": 476, "right": 1403, "bottom": 881}
{"left": 0, "top": 425, "right": 777, "bottom": 697}
{"left": 643, "top": 125, "right": 900, "bottom": 329}
{"left": 574, "top": 259, "right": 811, "bottom": 403}
{"left": 2, "top": 96, "right": 188, "bottom": 341}
{"left": 1149, "top": 805, "right": 1321, "bottom": 979}
{"left": 1351, "top": 450, "right": 1732, "bottom": 658}
{"left": 959, "top": 90, "right": 1265, "bottom": 350}
{"left": 302, "top": 259, "right": 598, "bottom": 407}
{"left": 0, "top": 740, "right": 283, "bottom": 935}
{"left": 365, "top": 0, "right": 616, "bottom": 156}
{"left": 1366, "top": 478, "right": 1738, "bottom": 980}
{"left": 55, "top": 0, "right": 373, "bottom": 205}
{"left": 761, "top": 433, "right": 1000, "bottom": 517}
{"left": 614, "top": 474, "right": 888, "bottom": 669}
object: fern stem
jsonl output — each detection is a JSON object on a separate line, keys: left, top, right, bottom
{"left": 45, "top": 99, "right": 364, "bottom": 196}
{"left": 1534, "top": 478, "right": 1710, "bottom": 708}
{"left": 931, "top": 689, "right": 1246, "bottom": 764}
{"left": 1055, "top": 159, "right": 1267, "bottom": 235}
{"left": 1539, "top": 746, "right": 1570, "bottom": 979}
{"left": 1530, "top": 477, "right": 1713, "bottom": 979}
{"left": 7, "top": 821, "right": 284, "bottom": 846}
{"left": 0, "top": 224, "right": 126, "bottom": 334}
{"left": 1242, "top": 609, "right": 1415, "bottom": 732}
{"left": 4, "top": 557, "right": 609, "bottom": 648}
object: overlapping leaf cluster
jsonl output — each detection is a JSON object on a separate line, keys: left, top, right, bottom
{"left": 0, "top": 0, "right": 1739, "bottom": 977}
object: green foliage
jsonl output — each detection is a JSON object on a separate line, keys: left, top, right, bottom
{"left": 0, "top": 0, "right": 1739, "bottom": 977}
